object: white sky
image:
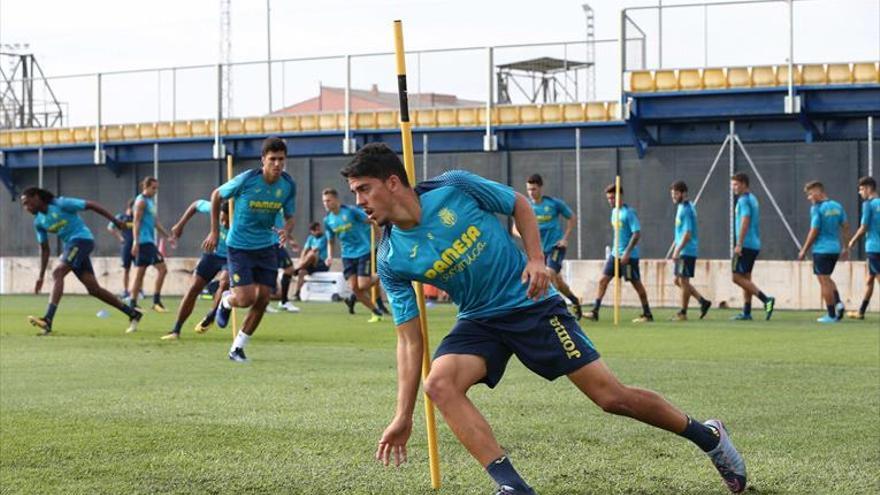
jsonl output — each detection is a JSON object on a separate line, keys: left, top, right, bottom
{"left": 1, "top": 0, "right": 878, "bottom": 125}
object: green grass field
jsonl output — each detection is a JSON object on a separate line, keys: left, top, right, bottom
{"left": 1, "top": 294, "right": 878, "bottom": 494}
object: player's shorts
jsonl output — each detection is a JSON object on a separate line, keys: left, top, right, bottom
{"left": 135, "top": 242, "right": 165, "bottom": 267}
{"left": 343, "top": 254, "right": 372, "bottom": 279}
{"left": 545, "top": 246, "right": 566, "bottom": 273}
{"left": 602, "top": 256, "right": 641, "bottom": 282}
{"left": 227, "top": 246, "right": 278, "bottom": 290}
{"left": 307, "top": 260, "right": 330, "bottom": 275}
{"left": 434, "top": 296, "right": 600, "bottom": 388}
{"left": 812, "top": 253, "right": 839, "bottom": 276}
{"left": 61, "top": 238, "right": 95, "bottom": 277}
{"left": 732, "top": 248, "right": 759, "bottom": 274}
{"left": 868, "top": 252, "right": 880, "bottom": 276}
{"left": 120, "top": 240, "right": 133, "bottom": 269}
{"left": 194, "top": 253, "right": 227, "bottom": 281}
{"left": 276, "top": 245, "right": 293, "bottom": 269}
{"left": 674, "top": 255, "right": 697, "bottom": 279}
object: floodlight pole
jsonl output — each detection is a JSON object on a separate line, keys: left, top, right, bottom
{"left": 575, "top": 128, "right": 583, "bottom": 259}
{"left": 869, "top": 116, "right": 874, "bottom": 177}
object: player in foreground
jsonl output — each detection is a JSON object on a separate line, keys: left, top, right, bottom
{"left": 798, "top": 181, "right": 850, "bottom": 323}
{"left": 128, "top": 177, "right": 171, "bottom": 317}
{"left": 106, "top": 199, "right": 135, "bottom": 299}
{"left": 669, "top": 181, "right": 712, "bottom": 320}
{"left": 21, "top": 187, "right": 143, "bottom": 335}
{"left": 291, "top": 221, "right": 330, "bottom": 301}
{"left": 730, "top": 173, "right": 775, "bottom": 321}
{"left": 342, "top": 143, "right": 747, "bottom": 495}
{"left": 203, "top": 137, "right": 296, "bottom": 362}
{"left": 846, "top": 176, "right": 880, "bottom": 319}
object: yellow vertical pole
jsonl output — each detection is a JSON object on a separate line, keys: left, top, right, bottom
{"left": 613, "top": 175, "right": 621, "bottom": 326}
{"left": 394, "top": 20, "right": 441, "bottom": 490}
{"left": 226, "top": 154, "right": 238, "bottom": 338}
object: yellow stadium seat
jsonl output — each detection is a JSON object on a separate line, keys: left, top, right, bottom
{"left": 827, "top": 63, "right": 852, "bottom": 84}
{"left": 562, "top": 103, "right": 585, "bottom": 122}
{"left": 477, "top": 107, "right": 499, "bottom": 126}
{"left": 585, "top": 102, "right": 608, "bottom": 121}
{"left": 56, "top": 128, "right": 74, "bottom": 144}
{"left": 280, "top": 116, "right": 300, "bottom": 132}
{"left": 541, "top": 104, "right": 564, "bottom": 123}
{"left": 172, "top": 121, "right": 192, "bottom": 138}
{"left": 24, "top": 129, "right": 42, "bottom": 146}
{"left": 414, "top": 109, "right": 437, "bottom": 127}
{"left": 678, "top": 69, "right": 703, "bottom": 90}
{"left": 10, "top": 131, "right": 26, "bottom": 146}
{"left": 654, "top": 70, "right": 679, "bottom": 91}
{"left": 519, "top": 105, "right": 542, "bottom": 124}
{"left": 225, "top": 119, "right": 245, "bottom": 135}
{"left": 263, "top": 117, "right": 281, "bottom": 133}
{"left": 300, "top": 114, "right": 318, "bottom": 131}
{"left": 703, "top": 68, "right": 727, "bottom": 89}
{"left": 727, "top": 67, "right": 752, "bottom": 88}
{"left": 138, "top": 123, "right": 157, "bottom": 140}
{"left": 608, "top": 102, "right": 622, "bottom": 120}
{"left": 71, "top": 127, "right": 90, "bottom": 143}
{"left": 156, "top": 122, "right": 173, "bottom": 138}
{"left": 190, "top": 120, "right": 210, "bottom": 137}
{"left": 244, "top": 117, "right": 264, "bottom": 134}
{"left": 355, "top": 112, "right": 377, "bottom": 129}
{"left": 436, "top": 108, "right": 458, "bottom": 127}
{"left": 0, "top": 132, "right": 10, "bottom": 147}
{"left": 40, "top": 129, "right": 58, "bottom": 145}
{"left": 493, "top": 106, "right": 517, "bottom": 125}
{"left": 105, "top": 125, "right": 123, "bottom": 141}
{"left": 207, "top": 120, "right": 226, "bottom": 136}
{"left": 751, "top": 66, "right": 777, "bottom": 87}
{"left": 801, "top": 64, "right": 827, "bottom": 85}
{"left": 318, "top": 113, "right": 338, "bottom": 131}
{"left": 337, "top": 113, "right": 353, "bottom": 130}
{"left": 122, "top": 124, "right": 140, "bottom": 140}
{"left": 629, "top": 71, "right": 655, "bottom": 92}
{"left": 853, "top": 62, "right": 879, "bottom": 83}
{"left": 376, "top": 111, "right": 398, "bottom": 129}
{"left": 456, "top": 107, "right": 478, "bottom": 126}
{"left": 775, "top": 65, "right": 802, "bottom": 85}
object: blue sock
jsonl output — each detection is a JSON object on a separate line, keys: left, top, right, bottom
{"left": 45, "top": 303, "right": 58, "bottom": 322}
{"left": 172, "top": 320, "right": 183, "bottom": 334}
{"left": 486, "top": 456, "right": 531, "bottom": 493}
{"left": 679, "top": 416, "right": 720, "bottom": 452}
{"left": 743, "top": 302, "right": 752, "bottom": 315}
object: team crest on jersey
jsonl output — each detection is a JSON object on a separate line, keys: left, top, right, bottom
{"left": 544, "top": 206, "right": 550, "bottom": 212}
{"left": 427, "top": 232, "right": 435, "bottom": 240}
{"left": 275, "top": 188, "right": 282, "bottom": 198}
{"left": 438, "top": 208, "right": 457, "bottom": 227}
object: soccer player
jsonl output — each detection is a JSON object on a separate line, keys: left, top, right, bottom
{"left": 272, "top": 210, "right": 301, "bottom": 313}
{"left": 21, "top": 187, "right": 144, "bottom": 335}
{"left": 585, "top": 184, "right": 653, "bottom": 323}
{"left": 730, "top": 173, "right": 775, "bottom": 321}
{"left": 520, "top": 174, "right": 582, "bottom": 319}
{"left": 797, "top": 181, "right": 850, "bottom": 323}
{"left": 341, "top": 144, "right": 747, "bottom": 495}
{"left": 322, "top": 187, "right": 389, "bottom": 322}
{"left": 291, "top": 221, "right": 330, "bottom": 301}
{"left": 203, "top": 137, "right": 296, "bottom": 363}
{"left": 106, "top": 198, "right": 134, "bottom": 298}
{"left": 846, "top": 176, "right": 880, "bottom": 319}
{"left": 160, "top": 199, "right": 231, "bottom": 340}
{"left": 128, "top": 177, "right": 170, "bottom": 317}
{"left": 670, "top": 181, "right": 712, "bottom": 321}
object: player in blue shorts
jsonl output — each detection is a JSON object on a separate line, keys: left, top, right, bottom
{"left": 160, "top": 199, "right": 231, "bottom": 340}
{"left": 798, "top": 181, "right": 850, "bottom": 323}
{"left": 730, "top": 173, "right": 775, "bottom": 321}
{"left": 203, "top": 137, "right": 297, "bottom": 363}
{"left": 271, "top": 210, "right": 301, "bottom": 313}
{"left": 846, "top": 176, "right": 880, "bottom": 319}
{"left": 128, "top": 177, "right": 171, "bottom": 319}
{"left": 322, "top": 187, "right": 389, "bottom": 322}
{"left": 291, "top": 221, "right": 330, "bottom": 301}
{"left": 106, "top": 198, "right": 135, "bottom": 298}
{"left": 670, "top": 181, "right": 712, "bottom": 321}
{"left": 585, "top": 184, "right": 654, "bottom": 323}
{"left": 21, "top": 187, "right": 144, "bottom": 336}
{"left": 342, "top": 143, "right": 747, "bottom": 495}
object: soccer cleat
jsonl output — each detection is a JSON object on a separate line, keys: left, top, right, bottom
{"left": 699, "top": 299, "right": 712, "bottom": 320}
{"left": 344, "top": 295, "right": 356, "bottom": 315}
{"left": 846, "top": 311, "right": 865, "bottom": 320}
{"left": 493, "top": 485, "right": 537, "bottom": 495}
{"left": 152, "top": 302, "right": 167, "bottom": 313}
{"left": 125, "top": 307, "right": 144, "bottom": 333}
{"left": 228, "top": 347, "right": 248, "bottom": 363}
{"left": 279, "top": 301, "right": 301, "bottom": 313}
{"left": 264, "top": 304, "right": 279, "bottom": 314}
{"left": 160, "top": 332, "right": 180, "bottom": 341}
{"left": 816, "top": 314, "right": 837, "bottom": 324}
{"left": 28, "top": 316, "right": 52, "bottom": 336}
{"left": 632, "top": 314, "right": 654, "bottom": 323}
{"left": 215, "top": 292, "right": 232, "bottom": 329}
{"left": 730, "top": 313, "right": 753, "bottom": 321}
{"left": 764, "top": 297, "right": 776, "bottom": 321}
{"left": 367, "top": 314, "right": 384, "bottom": 323}
{"left": 584, "top": 309, "right": 599, "bottom": 322}
{"left": 834, "top": 302, "right": 845, "bottom": 321}
{"left": 704, "top": 419, "right": 747, "bottom": 494}
{"left": 376, "top": 299, "right": 391, "bottom": 316}
{"left": 670, "top": 312, "right": 687, "bottom": 321}
{"left": 571, "top": 298, "right": 583, "bottom": 321}
{"left": 194, "top": 317, "right": 214, "bottom": 334}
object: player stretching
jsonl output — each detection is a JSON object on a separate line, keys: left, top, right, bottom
{"left": 798, "top": 181, "right": 850, "bottom": 323}
{"left": 160, "top": 200, "right": 231, "bottom": 340}
{"left": 106, "top": 199, "right": 134, "bottom": 298}
{"left": 291, "top": 222, "right": 330, "bottom": 301}
{"left": 128, "top": 177, "right": 170, "bottom": 317}
{"left": 203, "top": 137, "right": 296, "bottom": 363}
{"left": 341, "top": 144, "right": 746, "bottom": 495}
{"left": 730, "top": 173, "right": 775, "bottom": 320}
{"left": 670, "top": 181, "right": 712, "bottom": 320}
{"left": 21, "top": 187, "right": 143, "bottom": 335}
{"left": 585, "top": 184, "right": 653, "bottom": 323}
{"left": 846, "top": 176, "right": 880, "bottom": 319}
{"left": 322, "top": 187, "right": 388, "bottom": 321}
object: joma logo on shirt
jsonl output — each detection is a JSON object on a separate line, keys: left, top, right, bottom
{"left": 536, "top": 214, "right": 553, "bottom": 223}
{"left": 248, "top": 200, "right": 282, "bottom": 211}
{"left": 46, "top": 219, "right": 68, "bottom": 233}
{"left": 424, "top": 225, "right": 483, "bottom": 280}
{"left": 333, "top": 223, "right": 353, "bottom": 234}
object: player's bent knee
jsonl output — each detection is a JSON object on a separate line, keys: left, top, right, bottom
{"left": 423, "top": 375, "right": 460, "bottom": 406}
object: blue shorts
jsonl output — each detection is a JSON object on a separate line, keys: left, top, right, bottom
{"left": 674, "top": 255, "right": 697, "bottom": 279}
{"left": 194, "top": 253, "right": 227, "bottom": 281}
{"left": 602, "top": 256, "right": 641, "bottom": 282}
{"left": 61, "top": 238, "right": 95, "bottom": 277}
{"left": 276, "top": 245, "right": 293, "bottom": 269}
{"left": 307, "top": 260, "right": 330, "bottom": 275}
{"left": 732, "top": 248, "right": 759, "bottom": 274}
{"left": 120, "top": 240, "right": 133, "bottom": 269}
{"left": 545, "top": 246, "right": 566, "bottom": 273}
{"left": 228, "top": 246, "right": 278, "bottom": 289}
{"left": 434, "top": 297, "right": 600, "bottom": 388}
{"left": 812, "top": 253, "right": 839, "bottom": 276}
{"left": 135, "top": 242, "right": 165, "bottom": 267}
{"left": 343, "top": 254, "right": 372, "bottom": 279}
{"left": 869, "top": 253, "right": 880, "bottom": 276}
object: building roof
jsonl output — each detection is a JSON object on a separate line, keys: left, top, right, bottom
{"left": 270, "top": 84, "right": 484, "bottom": 115}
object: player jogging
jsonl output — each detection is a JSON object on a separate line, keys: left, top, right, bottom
{"left": 272, "top": 210, "right": 301, "bottom": 313}
{"left": 670, "top": 181, "right": 712, "bottom": 320}
{"left": 106, "top": 198, "right": 135, "bottom": 299}
{"left": 291, "top": 221, "right": 330, "bottom": 301}
{"left": 730, "top": 173, "right": 775, "bottom": 321}
{"left": 846, "top": 176, "right": 880, "bottom": 319}
{"left": 342, "top": 143, "right": 747, "bottom": 495}
{"left": 128, "top": 177, "right": 170, "bottom": 317}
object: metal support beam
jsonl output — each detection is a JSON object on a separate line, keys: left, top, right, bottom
{"left": 422, "top": 133, "right": 429, "bottom": 182}
{"left": 37, "top": 147, "right": 43, "bottom": 188}
{"left": 484, "top": 47, "right": 497, "bottom": 151}
{"left": 343, "top": 55, "right": 355, "bottom": 154}
{"left": 94, "top": 73, "right": 104, "bottom": 165}
{"left": 869, "top": 116, "right": 874, "bottom": 177}
{"left": 213, "top": 64, "right": 225, "bottom": 160}
{"left": 729, "top": 120, "right": 735, "bottom": 258}
{"left": 575, "top": 128, "right": 583, "bottom": 259}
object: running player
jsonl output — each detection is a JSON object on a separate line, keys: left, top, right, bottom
{"left": 585, "top": 184, "right": 654, "bottom": 323}
{"left": 21, "top": 187, "right": 144, "bottom": 335}
{"left": 291, "top": 221, "right": 330, "bottom": 301}
{"left": 846, "top": 176, "right": 880, "bottom": 319}
{"left": 128, "top": 177, "right": 170, "bottom": 316}
{"left": 730, "top": 173, "right": 775, "bottom": 320}
{"left": 797, "top": 181, "right": 850, "bottom": 323}
{"left": 106, "top": 198, "right": 134, "bottom": 299}
{"left": 341, "top": 143, "right": 747, "bottom": 495}
{"left": 670, "top": 181, "right": 712, "bottom": 321}
{"left": 272, "top": 210, "right": 300, "bottom": 313}
{"left": 203, "top": 137, "right": 297, "bottom": 363}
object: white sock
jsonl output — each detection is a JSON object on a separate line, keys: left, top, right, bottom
{"left": 221, "top": 293, "right": 233, "bottom": 310}
{"left": 231, "top": 330, "right": 250, "bottom": 351}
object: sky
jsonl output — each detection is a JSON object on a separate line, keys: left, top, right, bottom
{"left": 1, "top": 0, "right": 878, "bottom": 126}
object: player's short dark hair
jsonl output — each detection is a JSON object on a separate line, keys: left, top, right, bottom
{"left": 604, "top": 183, "right": 622, "bottom": 195}
{"left": 804, "top": 180, "right": 824, "bottom": 192}
{"left": 322, "top": 188, "right": 338, "bottom": 197}
{"left": 731, "top": 172, "right": 750, "bottom": 186}
{"left": 671, "top": 180, "right": 688, "bottom": 193}
{"left": 141, "top": 176, "right": 157, "bottom": 189}
{"left": 21, "top": 186, "right": 54, "bottom": 204}
{"left": 858, "top": 176, "right": 877, "bottom": 190}
{"left": 309, "top": 221, "right": 321, "bottom": 231}
{"left": 340, "top": 143, "right": 410, "bottom": 188}
{"left": 261, "top": 137, "right": 287, "bottom": 156}
{"left": 526, "top": 174, "right": 543, "bottom": 186}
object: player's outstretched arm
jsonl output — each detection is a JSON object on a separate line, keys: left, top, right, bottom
{"left": 512, "top": 193, "right": 549, "bottom": 300}
{"left": 85, "top": 201, "right": 124, "bottom": 229}
{"left": 376, "top": 317, "right": 423, "bottom": 468}
{"left": 171, "top": 201, "right": 200, "bottom": 240}
{"left": 202, "top": 190, "right": 223, "bottom": 253}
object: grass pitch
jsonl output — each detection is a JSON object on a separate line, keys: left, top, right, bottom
{"left": 1, "top": 294, "right": 878, "bottom": 494}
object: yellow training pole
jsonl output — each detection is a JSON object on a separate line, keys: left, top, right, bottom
{"left": 394, "top": 20, "right": 441, "bottom": 490}
{"left": 613, "top": 175, "right": 621, "bottom": 326}
{"left": 226, "top": 154, "right": 238, "bottom": 339}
